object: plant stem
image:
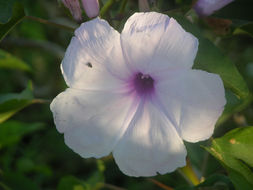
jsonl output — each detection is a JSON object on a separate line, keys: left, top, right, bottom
{"left": 1, "top": 37, "right": 65, "bottom": 59}
{"left": 179, "top": 159, "right": 200, "bottom": 186}
{"left": 25, "top": 15, "right": 75, "bottom": 32}
{"left": 114, "top": 0, "right": 128, "bottom": 29}
{"left": 148, "top": 178, "right": 174, "bottom": 190}
{"left": 119, "top": 0, "right": 128, "bottom": 15}
{"left": 32, "top": 99, "right": 51, "bottom": 104}
{"left": 100, "top": 0, "right": 116, "bottom": 18}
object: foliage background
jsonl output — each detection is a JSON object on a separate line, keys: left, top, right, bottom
{"left": 0, "top": 0, "right": 253, "bottom": 189}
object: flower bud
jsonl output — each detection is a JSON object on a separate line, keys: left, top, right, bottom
{"left": 81, "top": 0, "right": 99, "bottom": 18}
{"left": 194, "top": 0, "right": 234, "bottom": 16}
{"left": 62, "top": 0, "right": 82, "bottom": 22}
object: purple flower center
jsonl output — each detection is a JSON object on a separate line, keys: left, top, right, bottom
{"left": 133, "top": 72, "right": 154, "bottom": 96}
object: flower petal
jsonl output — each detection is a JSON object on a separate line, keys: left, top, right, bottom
{"left": 113, "top": 101, "right": 187, "bottom": 177}
{"left": 61, "top": 18, "right": 130, "bottom": 90}
{"left": 121, "top": 12, "right": 198, "bottom": 73}
{"left": 50, "top": 88, "right": 138, "bottom": 158}
{"left": 156, "top": 70, "right": 226, "bottom": 142}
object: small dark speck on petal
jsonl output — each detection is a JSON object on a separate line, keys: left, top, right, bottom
{"left": 86, "top": 62, "right": 92, "bottom": 68}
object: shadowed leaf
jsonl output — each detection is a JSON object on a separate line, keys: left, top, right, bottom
{"left": 169, "top": 14, "right": 249, "bottom": 99}
{"left": 0, "top": 49, "right": 31, "bottom": 71}
{"left": 0, "top": 120, "right": 44, "bottom": 148}
{"left": 0, "top": 2, "right": 25, "bottom": 41}
{"left": 0, "top": 81, "right": 44, "bottom": 123}
{"left": 206, "top": 127, "right": 253, "bottom": 190}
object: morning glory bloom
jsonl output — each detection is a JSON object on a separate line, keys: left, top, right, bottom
{"left": 194, "top": 0, "right": 234, "bottom": 16}
{"left": 50, "top": 12, "right": 226, "bottom": 177}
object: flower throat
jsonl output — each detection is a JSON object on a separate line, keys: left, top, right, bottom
{"left": 134, "top": 72, "right": 154, "bottom": 96}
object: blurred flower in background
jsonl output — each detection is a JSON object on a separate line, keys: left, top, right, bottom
{"left": 82, "top": 0, "right": 99, "bottom": 18}
{"left": 62, "top": 0, "right": 83, "bottom": 21}
{"left": 194, "top": 0, "right": 234, "bottom": 16}
{"left": 62, "top": 0, "right": 99, "bottom": 21}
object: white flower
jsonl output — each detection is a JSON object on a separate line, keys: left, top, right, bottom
{"left": 50, "top": 12, "right": 226, "bottom": 177}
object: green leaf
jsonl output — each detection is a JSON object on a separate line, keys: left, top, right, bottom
{"left": 57, "top": 161, "right": 105, "bottom": 190}
{"left": 83, "top": 160, "right": 104, "bottom": 190}
{"left": 16, "top": 157, "right": 52, "bottom": 176}
{"left": 169, "top": 14, "right": 249, "bottom": 99}
{"left": 206, "top": 127, "right": 253, "bottom": 190}
{"left": 234, "top": 23, "right": 253, "bottom": 38}
{"left": 58, "top": 174, "right": 104, "bottom": 190}
{"left": 57, "top": 176, "right": 86, "bottom": 190}
{"left": 175, "top": 186, "right": 195, "bottom": 190}
{"left": 197, "top": 174, "right": 232, "bottom": 189}
{"left": 2, "top": 172, "right": 40, "bottom": 190}
{"left": 84, "top": 172, "right": 104, "bottom": 190}
{"left": 0, "top": 120, "right": 44, "bottom": 148}
{"left": 211, "top": 0, "right": 253, "bottom": 38}
{"left": 175, "top": 174, "right": 233, "bottom": 190}
{"left": 0, "top": 182, "right": 11, "bottom": 190}
{"left": 0, "top": 1, "right": 25, "bottom": 41}
{"left": 227, "top": 168, "right": 253, "bottom": 190}
{"left": 216, "top": 91, "right": 253, "bottom": 126}
{"left": 0, "top": 0, "right": 16, "bottom": 24}
{"left": 0, "top": 81, "right": 43, "bottom": 123}
{"left": 0, "top": 49, "right": 31, "bottom": 71}
{"left": 214, "top": 0, "right": 253, "bottom": 22}
{"left": 195, "top": 38, "right": 249, "bottom": 98}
